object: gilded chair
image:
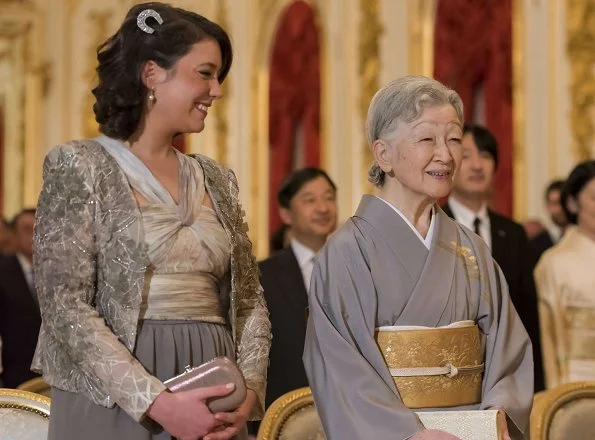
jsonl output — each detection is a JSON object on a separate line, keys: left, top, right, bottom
{"left": 531, "top": 381, "right": 595, "bottom": 439}
{"left": 17, "top": 377, "right": 52, "bottom": 398}
{"left": 258, "top": 387, "right": 508, "bottom": 439}
{"left": 0, "top": 388, "right": 51, "bottom": 439}
{"left": 257, "top": 387, "right": 325, "bottom": 440}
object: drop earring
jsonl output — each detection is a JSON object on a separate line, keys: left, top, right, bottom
{"left": 148, "top": 88, "right": 156, "bottom": 102}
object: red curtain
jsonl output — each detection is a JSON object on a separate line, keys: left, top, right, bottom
{"left": 268, "top": 0, "right": 321, "bottom": 234}
{"left": 434, "top": 0, "right": 513, "bottom": 216}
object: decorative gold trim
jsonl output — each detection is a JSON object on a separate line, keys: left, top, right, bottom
{"left": 256, "top": 387, "right": 314, "bottom": 440}
{"left": 359, "top": 0, "right": 383, "bottom": 193}
{"left": 512, "top": 0, "right": 527, "bottom": 221}
{"left": 408, "top": 0, "right": 437, "bottom": 77}
{"left": 213, "top": 0, "right": 229, "bottom": 166}
{"left": 566, "top": 0, "right": 595, "bottom": 161}
{"left": 547, "top": 0, "right": 559, "bottom": 178}
{"left": 0, "top": 388, "right": 51, "bottom": 418}
{"left": 530, "top": 381, "right": 595, "bottom": 439}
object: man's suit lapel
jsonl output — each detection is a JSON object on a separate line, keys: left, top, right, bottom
{"left": 489, "top": 211, "right": 508, "bottom": 263}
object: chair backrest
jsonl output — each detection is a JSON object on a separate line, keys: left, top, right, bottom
{"left": 17, "top": 377, "right": 52, "bottom": 398}
{"left": 531, "top": 381, "right": 595, "bottom": 440}
{"left": 0, "top": 388, "right": 51, "bottom": 440}
{"left": 257, "top": 387, "right": 325, "bottom": 440}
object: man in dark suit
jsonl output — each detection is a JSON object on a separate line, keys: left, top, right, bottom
{"left": 0, "top": 208, "right": 41, "bottom": 388}
{"left": 443, "top": 124, "right": 545, "bottom": 391}
{"left": 0, "top": 217, "right": 14, "bottom": 255}
{"left": 260, "top": 168, "right": 337, "bottom": 408}
{"left": 529, "top": 179, "right": 568, "bottom": 268}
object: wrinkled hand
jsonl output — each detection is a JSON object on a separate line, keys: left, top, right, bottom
{"left": 203, "top": 389, "right": 258, "bottom": 440}
{"left": 147, "top": 384, "right": 234, "bottom": 440}
{"left": 410, "top": 429, "right": 462, "bottom": 440}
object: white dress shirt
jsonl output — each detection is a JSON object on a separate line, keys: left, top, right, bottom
{"left": 447, "top": 197, "right": 492, "bottom": 249}
{"left": 375, "top": 196, "right": 436, "bottom": 250}
{"left": 546, "top": 224, "right": 564, "bottom": 244}
{"left": 290, "top": 238, "right": 316, "bottom": 293}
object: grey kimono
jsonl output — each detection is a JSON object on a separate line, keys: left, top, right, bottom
{"left": 32, "top": 140, "right": 271, "bottom": 421}
{"left": 303, "top": 195, "right": 533, "bottom": 440}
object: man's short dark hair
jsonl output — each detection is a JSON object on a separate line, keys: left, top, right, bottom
{"left": 277, "top": 168, "right": 337, "bottom": 209}
{"left": 561, "top": 160, "right": 595, "bottom": 224}
{"left": 463, "top": 124, "right": 499, "bottom": 168}
{"left": 544, "top": 179, "right": 565, "bottom": 200}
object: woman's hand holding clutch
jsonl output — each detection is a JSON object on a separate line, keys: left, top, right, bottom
{"left": 147, "top": 384, "right": 235, "bottom": 440}
{"left": 410, "top": 429, "right": 462, "bottom": 440}
{"left": 204, "top": 389, "right": 258, "bottom": 440}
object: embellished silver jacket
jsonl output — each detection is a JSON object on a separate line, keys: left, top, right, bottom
{"left": 32, "top": 139, "right": 271, "bottom": 421}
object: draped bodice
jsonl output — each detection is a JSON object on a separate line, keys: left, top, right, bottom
{"left": 99, "top": 136, "right": 230, "bottom": 322}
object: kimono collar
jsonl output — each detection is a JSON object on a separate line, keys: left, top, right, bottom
{"left": 373, "top": 196, "right": 436, "bottom": 250}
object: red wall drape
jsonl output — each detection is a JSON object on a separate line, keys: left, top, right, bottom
{"left": 434, "top": 0, "right": 513, "bottom": 216}
{"left": 268, "top": 1, "right": 321, "bottom": 235}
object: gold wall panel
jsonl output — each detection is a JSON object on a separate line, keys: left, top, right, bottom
{"left": 82, "top": 10, "right": 111, "bottom": 139}
{"left": 359, "top": 0, "right": 382, "bottom": 192}
{"left": 567, "top": 0, "right": 595, "bottom": 161}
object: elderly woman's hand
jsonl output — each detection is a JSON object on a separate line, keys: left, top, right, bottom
{"left": 203, "top": 389, "right": 258, "bottom": 440}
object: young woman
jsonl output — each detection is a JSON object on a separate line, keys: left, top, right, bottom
{"left": 33, "top": 3, "right": 270, "bottom": 439}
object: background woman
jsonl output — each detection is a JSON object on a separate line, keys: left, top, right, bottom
{"left": 535, "top": 160, "right": 595, "bottom": 389}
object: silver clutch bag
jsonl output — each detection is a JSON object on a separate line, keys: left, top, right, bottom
{"left": 163, "top": 356, "right": 247, "bottom": 413}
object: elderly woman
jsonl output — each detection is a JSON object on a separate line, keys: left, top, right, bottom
{"left": 535, "top": 160, "right": 595, "bottom": 389}
{"left": 303, "top": 76, "right": 533, "bottom": 440}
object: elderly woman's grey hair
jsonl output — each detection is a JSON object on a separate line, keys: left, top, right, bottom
{"left": 366, "top": 76, "right": 464, "bottom": 187}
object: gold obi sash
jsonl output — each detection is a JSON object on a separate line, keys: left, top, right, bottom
{"left": 375, "top": 320, "right": 484, "bottom": 409}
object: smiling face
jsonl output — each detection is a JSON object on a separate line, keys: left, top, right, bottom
{"left": 452, "top": 132, "right": 496, "bottom": 200}
{"left": 546, "top": 188, "right": 568, "bottom": 227}
{"left": 374, "top": 104, "right": 463, "bottom": 204}
{"left": 147, "top": 39, "right": 223, "bottom": 135}
{"left": 280, "top": 176, "right": 337, "bottom": 244}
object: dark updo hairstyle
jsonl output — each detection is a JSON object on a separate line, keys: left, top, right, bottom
{"left": 561, "top": 160, "right": 595, "bottom": 224}
{"left": 93, "top": 2, "right": 233, "bottom": 140}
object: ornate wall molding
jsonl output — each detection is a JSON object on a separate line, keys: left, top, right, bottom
{"left": 358, "top": 0, "right": 383, "bottom": 191}
{"left": 567, "top": 0, "right": 595, "bottom": 161}
{"left": 82, "top": 10, "right": 111, "bottom": 138}
{"left": 213, "top": 0, "right": 229, "bottom": 166}
{"left": 407, "top": 0, "right": 437, "bottom": 77}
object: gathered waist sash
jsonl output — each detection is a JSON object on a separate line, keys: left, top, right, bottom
{"left": 375, "top": 320, "right": 484, "bottom": 409}
{"left": 140, "top": 272, "right": 226, "bottom": 323}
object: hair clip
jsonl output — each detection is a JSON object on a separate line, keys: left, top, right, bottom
{"left": 137, "top": 9, "right": 163, "bottom": 34}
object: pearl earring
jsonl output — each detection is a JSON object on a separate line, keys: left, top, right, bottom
{"left": 148, "top": 88, "right": 156, "bottom": 102}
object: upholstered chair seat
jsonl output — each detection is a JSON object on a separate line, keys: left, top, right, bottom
{"left": 0, "top": 388, "right": 51, "bottom": 439}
